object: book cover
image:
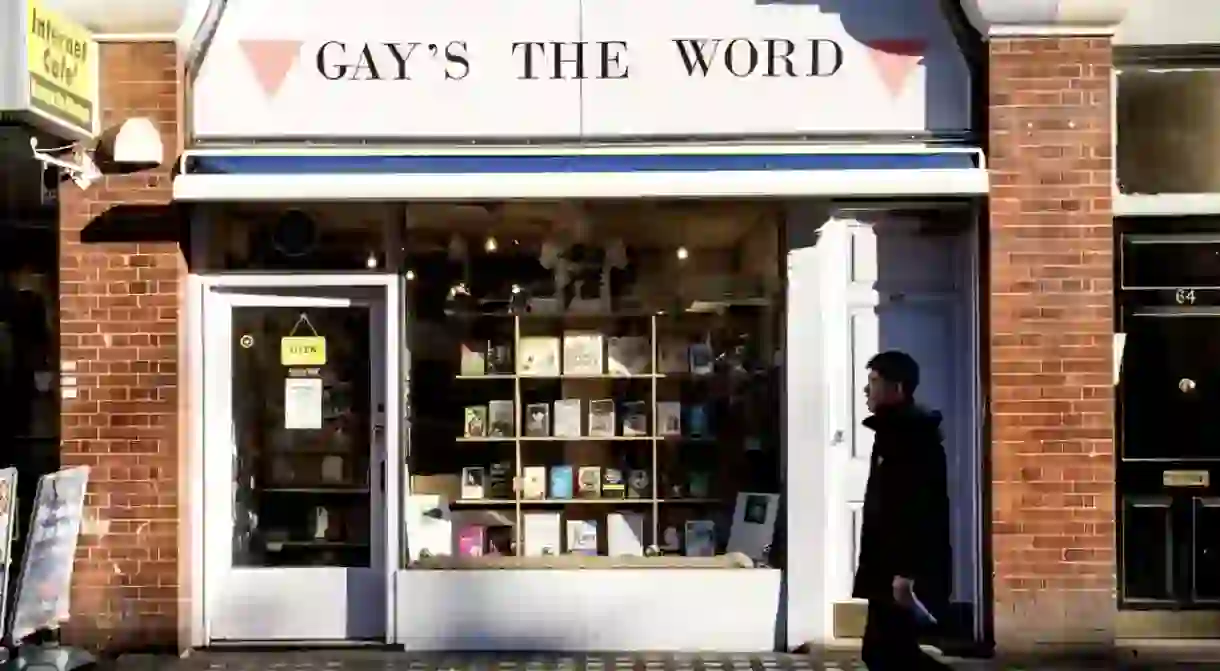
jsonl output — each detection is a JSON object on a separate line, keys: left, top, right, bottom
{"left": 607, "top": 512, "right": 645, "bottom": 557}
{"left": 563, "top": 331, "right": 605, "bottom": 376}
{"left": 457, "top": 525, "right": 486, "bottom": 557}
{"left": 550, "top": 465, "right": 574, "bottom": 499}
{"left": 621, "top": 400, "right": 649, "bottom": 436}
{"left": 658, "top": 339, "right": 688, "bottom": 373}
{"left": 607, "top": 336, "right": 650, "bottom": 376}
{"left": 687, "top": 403, "right": 711, "bottom": 438}
{"left": 627, "top": 469, "right": 651, "bottom": 499}
{"left": 726, "top": 492, "right": 780, "bottom": 563}
{"left": 486, "top": 343, "right": 513, "bottom": 374}
{"left": 524, "top": 403, "right": 551, "bottom": 437}
{"left": 486, "top": 525, "right": 514, "bottom": 556}
{"left": 523, "top": 512, "right": 562, "bottom": 556}
{"left": 688, "top": 342, "right": 714, "bottom": 375}
{"left": 488, "top": 400, "right": 515, "bottom": 437}
{"left": 657, "top": 402, "right": 682, "bottom": 437}
{"left": 577, "top": 466, "right": 601, "bottom": 499}
{"left": 553, "top": 399, "right": 582, "bottom": 437}
{"left": 566, "top": 519, "right": 599, "bottom": 556}
{"left": 460, "top": 341, "right": 487, "bottom": 376}
{"left": 588, "top": 399, "right": 616, "bottom": 437}
{"left": 460, "top": 466, "right": 485, "bottom": 500}
{"left": 464, "top": 406, "right": 488, "bottom": 438}
{"left": 522, "top": 466, "right": 547, "bottom": 500}
{"left": 602, "top": 468, "right": 626, "bottom": 499}
{"left": 688, "top": 471, "right": 711, "bottom": 499}
{"left": 684, "top": 520, "right": 716, "bottom": 557}
{"left": 487, "top": 461, "right": 513, "bottom": 499}
{"left": 518, "top": 336, "right": 561, "bottom": 377}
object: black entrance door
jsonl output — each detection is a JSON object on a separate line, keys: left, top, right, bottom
{"left": 1119, "top": 230, "right": 1220, "bottom": 608}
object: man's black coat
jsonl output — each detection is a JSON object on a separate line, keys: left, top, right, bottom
{"left": 852, "top": 401, "right": 953, "bottom": 619}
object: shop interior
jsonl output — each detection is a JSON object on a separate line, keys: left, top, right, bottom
{"left": 203, "top": 200, "right": 786, "bottom": 571}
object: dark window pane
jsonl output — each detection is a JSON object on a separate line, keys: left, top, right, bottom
{"left": 1118, "top": 69, "right": 1220, "bottom": 195}
{"left": 1123, "top": 234, "right": 1220, "bottom": 289}
{"left": 1123, "top": 497, "right": 1173, "bottom": 600}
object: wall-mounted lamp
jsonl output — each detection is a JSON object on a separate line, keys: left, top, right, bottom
{"left": 111, "top": 117, "right": 163, "bottom": 167}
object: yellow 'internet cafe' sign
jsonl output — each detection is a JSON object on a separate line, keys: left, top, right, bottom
{"left": 26, "top": 0, "right": 96, "bottom": 134}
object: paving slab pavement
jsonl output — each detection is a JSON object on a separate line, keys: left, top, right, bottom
{"left": 106, "top": 650, "right": 1220, "bottom": 671}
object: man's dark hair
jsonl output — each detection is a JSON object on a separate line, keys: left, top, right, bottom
{"left": 867, "top": 350, "right": 920, "bottom": 396}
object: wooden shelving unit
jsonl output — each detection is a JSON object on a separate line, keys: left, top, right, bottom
{"left": 451, "top": 309, "right": 764, "bottom": 555}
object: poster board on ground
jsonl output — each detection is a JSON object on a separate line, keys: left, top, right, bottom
{"left": 7, "top": 466, "right": 89, "bottom": 643}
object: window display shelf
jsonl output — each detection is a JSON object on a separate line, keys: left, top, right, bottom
{"left": 262, "top": 487, "right": 371, "bottom": 494}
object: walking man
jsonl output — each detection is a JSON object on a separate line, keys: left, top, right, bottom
{"left": 854, "top": 350, "right": 952, "bottom": 670}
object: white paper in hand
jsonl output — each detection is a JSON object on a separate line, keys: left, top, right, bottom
{"left": 911, "top": 590, "right": 938, "bottom": 626}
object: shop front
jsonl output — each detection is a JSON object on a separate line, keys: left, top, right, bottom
{"left": 174, "top": 0, "right": 988, "bottom": 652}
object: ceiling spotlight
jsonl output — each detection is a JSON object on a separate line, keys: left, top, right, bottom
{"left": 511, "top": 283, "right": 522, "bottom": 295}
{"left": 676, "top": 246, "right": 689, "bottom": 261}
{"left": 366, "top": 252, "right": 378, "bottom": 269}
{"left": 405, "top": 269, "right": 416, "bottom": 281}
{"left": 485, "top": 236, "right": 498, "bottom": 253}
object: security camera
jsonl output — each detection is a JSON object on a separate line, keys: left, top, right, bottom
{"left": 30, "top": 137, "right": 101, "bottom": 191}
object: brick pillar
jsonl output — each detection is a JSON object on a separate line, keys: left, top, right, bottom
{"left": 987, "top": 36, "right": 1117, "bottom": 652}
{"left": 58, "top": 41, "right": 183, "bottom": 652}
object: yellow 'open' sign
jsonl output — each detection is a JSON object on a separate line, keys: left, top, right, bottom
{"left": 281, "top": 336, "right": 327, "bottom": 366}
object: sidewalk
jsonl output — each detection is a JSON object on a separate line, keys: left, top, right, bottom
{"left": 109, "top": 649, "right": 1219, "bottom": 671}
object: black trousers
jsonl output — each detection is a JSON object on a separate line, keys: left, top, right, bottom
{"left": 861, "top": 598, "right": 950, "bottom": 671}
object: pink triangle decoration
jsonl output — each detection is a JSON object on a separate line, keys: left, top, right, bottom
{"left": 239, "top": 39, "right": 303, "bottom": 98}
{"left": 865, "top": 39, "right": 926, "bottom": 99}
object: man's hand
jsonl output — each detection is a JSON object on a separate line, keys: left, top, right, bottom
{"left": 892, "top": 576, "right": 915, "bottom": 608}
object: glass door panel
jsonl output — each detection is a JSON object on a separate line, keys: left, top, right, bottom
{"left": 231, "top": 306, "right": 373, "bottom": 568}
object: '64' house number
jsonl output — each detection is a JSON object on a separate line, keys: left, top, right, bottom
{"left": 1176, "top": 288, "right": 1197, "bottom": 305}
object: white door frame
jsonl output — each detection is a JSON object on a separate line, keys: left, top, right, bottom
{"left": 186, "top": 273, "right": 402, "bottom": 645}
{"left": 787, "top": 209, "right": 984, "bottom": 646}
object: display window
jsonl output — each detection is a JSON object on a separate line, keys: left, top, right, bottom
{"left": 401, "top": 201, "right": 784, "bottom": 569}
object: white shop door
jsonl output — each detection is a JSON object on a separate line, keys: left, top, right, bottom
{"left": 822, "top": 216, "right": 972, "bottom": 628}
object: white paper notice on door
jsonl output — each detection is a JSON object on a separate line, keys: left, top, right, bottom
{"left": 284, "top": 377, "right": 324, "bottom": 429}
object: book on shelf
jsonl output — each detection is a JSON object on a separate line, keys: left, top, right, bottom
{"left": 577, "top": 466, "right": 601, "bottom": 499}
{"left": 523, "top": 512, "right": 562, "bottom": 556}
{"left": 487, "top": 343, "right": 513, "bottom": 374}
{"left": 550, "top": 465, "right": 574, "bottom": 499}
{"left": 727, "top": 492, "right": 781, "bottom": 562}
{"left": 658, "top": 339, "right": 688, "bottom": 374}
{"left": 487, "top": 461, "right": 513, "bottom": 499}
{"left": 486, "top": 526, "right": 514, "bottom": 556}
{"left": 627, "top": 469, "right": 650, "bottom": 499}
{"left": 553, "top": 399, "right": 582, "bottom": 437}
{"left": 488, "top": 400, "right": 515, "bottom": 437}
{"left": 607, "top": 336, "right": 650, "bottom": 376}
{"left": 566, "top": 519, "right": 599, "bottom": 556}
{"left": 657, "top": 402, "right": 682, "bottom": 437}
{"left": 464, "top": 406, "right": 488, "bottom": 438}
{"left": 602, "top": 468, "right": 626, "bottom": 499}
{"left": 563, "top": 331, "right": 604, "bottom": 375}
{"left": 460, "top": 341, "right": 487, "bottom": 376}
{"left": 518, "top": 336, "right": 561, "bottom": 377}
{"left": 687, "top": 403, "right": 711, "bottom": 438}
{"left": 457, "top": 525, "right": 485, "bottom": 557}
{"left": 524, "top": 403, "right": 551, "bottom": 437}
{"left": 621, "top": 400, "right": 648, "bottom": 436}
{"left": 588, "top": 399, "right": 616, "bottom": 437}
{"left": 688, "top": 471, "right": 711, "bottom": 499}
{"left": 460, "top": 467, "right": 485, "bottom": 499}
{"left": 689, "top": 342, "right": 715, "bottom": 375}
{"left": 522, "top": 466, "right": 547, "bottom": 500}
{"left": 684, "top": 520, "right": 716, "bottom": 557}
{"left": 607, "top": 512, "right": 645, "bottom": 557}
{"left": 660, "top": 524, "right": 681, "bottom": 552}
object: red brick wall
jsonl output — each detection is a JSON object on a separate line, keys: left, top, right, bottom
{"left": 987, "top": 36, "right": 1116, "bottom": 651}
{"left": 58, "top": 41, "right": 182, "bottom": 652}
